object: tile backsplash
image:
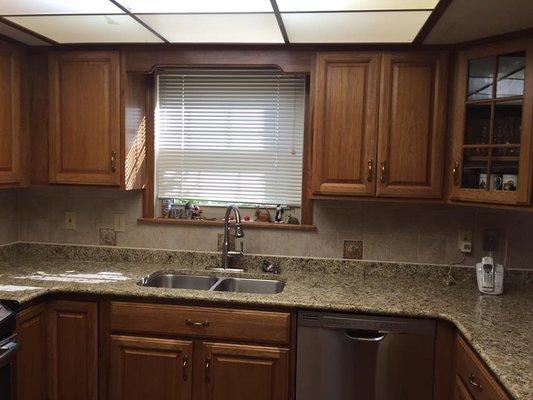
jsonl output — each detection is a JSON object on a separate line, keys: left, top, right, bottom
{"left": 13, "top": 186, "right": 533, "bottom": 269}
{"left": 0, "top": 189, "right": 18, "bottom": 245}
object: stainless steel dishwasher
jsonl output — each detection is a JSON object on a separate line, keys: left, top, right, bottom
{"left": 296, "top": 311, "right": 436, "bottom": 400}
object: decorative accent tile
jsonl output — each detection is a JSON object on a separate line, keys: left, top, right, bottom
{"left": 343, "top": 240, "right": 363, "bottom": 260}
{"left": 99, "top": 228, "right": 117, "bottom": 246}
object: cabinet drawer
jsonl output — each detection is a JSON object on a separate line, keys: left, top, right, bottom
{"left": 455, "top": 335, "right": 511, "bottom": 400}
{"left": 110, "top": 302, "right": 291, "bottom": 344}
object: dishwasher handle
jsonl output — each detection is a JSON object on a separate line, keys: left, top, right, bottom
{"left": 343, "top": 329, "right": 387, "bottom": 342}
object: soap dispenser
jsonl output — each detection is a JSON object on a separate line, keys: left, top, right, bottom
{"left": 476, "top": 255, "right": 504, "bottom": 295}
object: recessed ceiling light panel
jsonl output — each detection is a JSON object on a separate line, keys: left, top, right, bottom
{"left": 276, "top": 0, "right": 438, "bottom": 12}
{"left": 282, "top": 11, "right": 432, "bottom": 43}
{"left": 0, "top": 0, "right": 124, "bottom": 15}
{"left": 5, "top": 15, "right": 163, "bottom": 43}
{"left": 139, "top": 14, "right": 284, "bottom": 43}
{"left": 117, "top": 0, "right": 274, "bottom": 13}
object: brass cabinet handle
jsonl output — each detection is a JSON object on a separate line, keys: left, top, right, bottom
{"left": 367, "top": 160, "right": 374, "bottom": 182}
{"left": 379, "top": 161, "right": 387, "bottom": 184}
{"left": 468, "top": 373, "right": 482, "bottom": 391}
{"left": 185, "top": 319, "right": 209, "bottom": 327}
{"left": 452, "top": 161, "right": 460, "bottom": 186}
{"left": 205, "top": 358, "right": 211, "bottom": 383}
{"left": 182, "top": 355, "right": 188, "bottom": 381}
{"left": 110, "top": 151, "right": 117, "bottom": 172}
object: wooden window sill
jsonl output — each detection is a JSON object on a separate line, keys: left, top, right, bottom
{"left": 138, "top": 218, "right": 317, "bottom": 232}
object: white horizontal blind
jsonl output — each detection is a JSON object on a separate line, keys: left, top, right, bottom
{"left": 156, "top": 69, "right": 305, "bottom": 206}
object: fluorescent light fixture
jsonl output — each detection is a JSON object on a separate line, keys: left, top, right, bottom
{"left": 117, "top": 0, "right": 274, "bottom": 13}
{"left": 5, "top": 15, "right": 163, "bottom": 43}
{"left": 0, "top": 0, "right": 124, "bottom": 15}
{"left": 282, "top": 11, "right": 432, "bottom": 42}
{"left": 139, "top": 14, "right": 284, "bottom": 43}
{"left": 276, "top": 0, "right": 438, "bottom": 12}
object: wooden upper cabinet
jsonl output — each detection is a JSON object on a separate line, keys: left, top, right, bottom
{"left": 311, "top": 52, "right": 380, "bottom": 196}
{"left": 109, "top": 335, "right": 193, "bottom": 400}
{"left": 48, "top": 300, "right": 98, "bottom": 400}
{"left": 49, "top": 51, "right": 120, "bottom": 185}
{"left": 377, "top": 52, "right": 448, "bottom": 198}
{"left": 0, "top": 42, "right": 21, "bottom": 185}
{"left": 449, "top": 38, "right": 533, "bottom": 205}
{"left": 201, "top": 342, "right": 290, "bottom": 400}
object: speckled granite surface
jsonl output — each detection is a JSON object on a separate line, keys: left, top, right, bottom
{"left": 0, "top": 243, "right": 531, "bottom": 400}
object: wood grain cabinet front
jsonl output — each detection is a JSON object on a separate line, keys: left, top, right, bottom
{"left": 109, "top": 335, "right": 193, "bottom": 400}
{"left": 453, "top": 335, "right": 511, "bottom": 400}
{"left": 0, "top": 41, "right": 22, "bottom": 186}
{"left": 377, "top": 52, "right": 448, "bottom": 198}
{"left": 15, "top": 304, "right": 48, "bottom": 400}
{"left": 48, "top": 51, "right": 120, "bottom": 185}
{"left": 201, "top": 342, "right": 290, "bottom": 400}
{"left": 48, "top": 300, "right": 98, "bottom": 400}
{"left": 311, "top": 52, "right": 380, "bottom": 196}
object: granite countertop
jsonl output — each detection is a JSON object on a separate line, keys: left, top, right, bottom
{"left": 0, "top": 243, "right": 531, "bottom": 400}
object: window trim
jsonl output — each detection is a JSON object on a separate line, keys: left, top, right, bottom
{"left": 141, "top": 66, "right": 314, "bottom": 229}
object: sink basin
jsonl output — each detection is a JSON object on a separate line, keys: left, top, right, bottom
{"left": 139, "top": 273, "right": 219, "bottom": 290}
{"left": 213, "top": 278, "right": 285, "bottom": 294}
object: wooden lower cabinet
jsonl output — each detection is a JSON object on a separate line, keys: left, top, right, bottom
{"left": 48, "top": 300, "right": 98, "bottom": 400}
{"left": 15, "top": 304, "right": 48, "bottom": 400}
{"left": 201, "top": 342, "right": 290, "bottom": 400}
{"left": 452, "top": 335, "right": 511, "bottom": 400}
{"left": 453, "top": 376, "right": 475, "bottom": 400}
{"left": 109, "top": 335, "right": 193, "bottom": 400}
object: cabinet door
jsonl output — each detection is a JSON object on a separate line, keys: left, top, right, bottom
{"left": 312, "top": 52, "right": 380, "bottom": 196}
{"left": 453, "top": 376, "right": 475, "bottom": 400}
{"left": 49, "top": 51, "right": 120, "bottom": 185}
{"left": 201, "top": 342, "right": 290, "bottom": 400}
{"left": 16, "top": 304, "right": 47, "bottom": 400}
{"left": 48, "top": 300, "right": 98, "bottom": 400}
{"left": 449, "top": 39, "right": 533, "bottom": 205}
{"left": 377, "top": 52, "right": 448, "bottom": 198}
{"left": 109, "top": 335, "right": 192, "bottom": 400}
{"left": 0, "top": 42, "right": 21, "bottom": 185}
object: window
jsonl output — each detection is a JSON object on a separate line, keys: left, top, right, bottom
{"left": 155, "top": 69, "right": 306, "bottom": 207}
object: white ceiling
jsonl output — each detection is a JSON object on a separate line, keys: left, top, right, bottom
{"left": 424, "top": 0, "right": 533, "bottom": 44}
{"left": 0, "top": 0, "right": 439, "bottom": 44}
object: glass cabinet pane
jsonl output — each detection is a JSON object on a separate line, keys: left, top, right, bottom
{"left": 467, "top": 57, "right": 496, "bottom": 101}
{"left": 461, "top": 147, "right": 489, "bottom": 189}
{"left": 465, "top": 104, "right": 491, "bottom": 144}
{"left": 492, "top": 101, "right": 522, "bottom": 144}
{"left": 496, "top": 52, "right": 525, "bottom": 98}
{"left": 490, "top": 147, "right": 519, "bottom": 192}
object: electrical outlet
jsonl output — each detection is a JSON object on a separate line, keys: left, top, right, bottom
{"left": 65, "top": 212, "right": 76, "bottom": 230}
{"left": 483, "top": 229, "right": 499, "bottom": 251}
{"left": 458, "top": 229, "right": 472, "bottom": 253}
{"left": 113, "top": 214, "right": 126, "bottom": 232}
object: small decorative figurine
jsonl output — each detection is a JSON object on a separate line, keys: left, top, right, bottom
{"left": 275, "top": 204, "right": 283, "bottom": 222}
{"left": 255, "top": 208, "right": 271, "bottom": 223}
{"left": 286, "top": 214, "right": 299, "bottom": 225}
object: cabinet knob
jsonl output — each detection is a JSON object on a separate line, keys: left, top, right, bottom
{"left": 468, "top": 373, "right": 482, "bottom": 391}
{"left": 452, "top": 161, "right": 460, "bottom": 186}
{"left": 380, "top": 161, "right": 387, "bottom": 184}
{"left": 182, "top": 355, "right": 188, "bottom": 381}
{"left": 110, "top": 151, "right": 117, "bottom": 173}
{"left": 205, "top": 358, "right": 211, "bottom": 383}
{"left": 367, "top": 160, "right": 374, "bottom": 182}
{"left": 185, "top": 319, "right": 209, "bottom": 327}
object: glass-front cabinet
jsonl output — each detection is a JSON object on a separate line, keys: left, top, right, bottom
{"left": 450, "top": 39, "right": 533, "bottom": 205}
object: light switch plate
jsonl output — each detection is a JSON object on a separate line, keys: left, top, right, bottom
{"left": 113, "top": 214, "right": 126, "bottom": 232}
{"left": 65, "top": 212, "right": 76, "bottom": 230}
{"left": 458, "top": 229, "right": 472, "bottom": 253}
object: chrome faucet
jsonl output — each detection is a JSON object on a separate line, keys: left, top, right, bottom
{"left": 219, "top": 204, "right": 245, "bottom": 271}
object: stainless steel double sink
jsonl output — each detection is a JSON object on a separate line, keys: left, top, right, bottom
{"left": 138, "top": 272, "right": 285, "bottom": 294}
